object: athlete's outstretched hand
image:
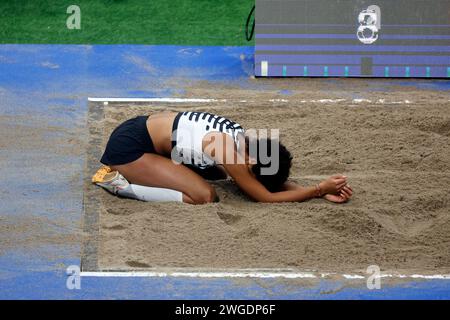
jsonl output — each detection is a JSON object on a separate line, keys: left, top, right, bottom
{"left": 319, "top": 174, "right": 348, "bottom": 195}
{"left": 324, "top": 185, "right": 353, "bottom": 203}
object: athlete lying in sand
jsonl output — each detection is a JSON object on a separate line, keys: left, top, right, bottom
{"left": 93, "top": 111, "right": 353, "bottom": 204}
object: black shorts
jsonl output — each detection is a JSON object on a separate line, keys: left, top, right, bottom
{"left": 100, "top": 116, "right": 156, "bottom": 166}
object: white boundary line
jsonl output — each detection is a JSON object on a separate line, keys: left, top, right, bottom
{"left": 81, "top": 271, "right": 316, "bottom": 279}
{"left": 88, "top": 97, "right": 414, "bottom": 104}
{"left": 80, "top": 270, "right": 450, "bottom": 280}
{"left": 88, "top": 97, "right": 221, "bottom": 103}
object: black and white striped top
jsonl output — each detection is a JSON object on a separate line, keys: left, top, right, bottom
{"left": 171, "top": 111, "right": 245, "bottom": 168}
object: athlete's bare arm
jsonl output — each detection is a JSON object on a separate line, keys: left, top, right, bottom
{"left": 203, "top": 132, "right": 351, "bottom": 203}
{"left": 282, "top": 181, "right": 353, "bottom": 203}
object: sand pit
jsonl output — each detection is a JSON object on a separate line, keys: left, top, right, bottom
{"left": 83, "top": 86, "right": 450, "bottom": 275}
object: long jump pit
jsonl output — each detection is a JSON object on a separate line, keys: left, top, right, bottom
{"left": 82, "top": 91, "right": 450, "bottom": 281}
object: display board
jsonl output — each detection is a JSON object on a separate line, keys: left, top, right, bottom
{"left": 255, "top": 0, "right": 450, "bottom": 77}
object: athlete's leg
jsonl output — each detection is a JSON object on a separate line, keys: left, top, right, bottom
{"left": 94, "top": 169, "right": 184, "bottom": 202}
{"left": 110, "top": 153, "right": 218, "bottom": 204}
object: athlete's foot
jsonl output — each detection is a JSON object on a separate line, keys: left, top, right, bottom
{"left": 92, "top": 166, "right": 130, "bottom": 195}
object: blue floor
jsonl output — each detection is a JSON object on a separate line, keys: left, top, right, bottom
{"left": 0, "top": 44, "right": 449, "bottom": 299}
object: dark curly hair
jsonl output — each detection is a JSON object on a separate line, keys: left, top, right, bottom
{"left": 246, "top": 137, "right": 293, "bottom": 192}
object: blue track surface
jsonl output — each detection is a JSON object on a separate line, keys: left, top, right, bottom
{"left": 0, "top": 44, "right": 449, "bottom": 299}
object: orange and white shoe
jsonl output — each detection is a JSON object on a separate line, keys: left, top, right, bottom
{"left": 92, "top": 166, "right": 130, "bottom": 195}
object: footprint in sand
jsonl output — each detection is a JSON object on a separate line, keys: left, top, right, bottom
{"left": 126, "top": 260, "right": 150, "bottom": 268}
{"left": 217, "top": 211, "right": 243, "bottom": 225}
{"left": 103, "top": 224, "right": 126, "bottom": 230}
{"left": 105, "top": 207, "right": 133, "bottom": 216}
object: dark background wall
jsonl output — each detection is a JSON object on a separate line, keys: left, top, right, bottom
{"left": 255, "top": 0, "right": 450, "bottom": 77}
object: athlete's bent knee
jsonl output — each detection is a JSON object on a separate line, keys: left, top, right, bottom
{"left": 192, "top": 186, "right": 218, "bottom": 204}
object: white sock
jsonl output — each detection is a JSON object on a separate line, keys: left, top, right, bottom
{"left": 96, "top": 171, "right": 183, "bottom": 202}
{"left": 118, "top": 184, "right": 183, "bottom": 202}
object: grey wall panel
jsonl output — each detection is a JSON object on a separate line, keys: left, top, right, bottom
{"left": 255, "top": 0, "right": 450, "bottom": 77}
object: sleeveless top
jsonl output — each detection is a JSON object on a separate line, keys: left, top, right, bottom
{"left": 171, "top": 111, "right": 245, "bottom": 168}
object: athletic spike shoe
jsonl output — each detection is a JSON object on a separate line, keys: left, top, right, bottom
{"left": 92, "top": 166, "right": 130, "bottom": 195}
{"left": 92, "top": 166, "right": 112, "bottom": 183}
